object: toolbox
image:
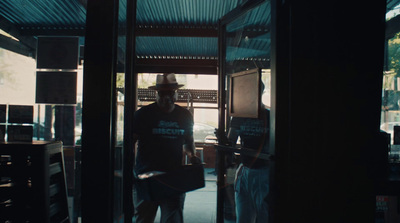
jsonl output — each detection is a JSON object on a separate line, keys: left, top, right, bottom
{"left": 135, "top": 164, "right": 205, "bottom": 201}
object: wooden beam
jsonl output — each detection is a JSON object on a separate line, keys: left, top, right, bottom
{"left": 135, "top": 66, "right": 216, "bottom": 74}
{"left": 78, "top": 0, "right": 88, "bottom": 9}
{"left": 136, "top": 58, "right": 217, "bottom": 66}
{"left": 18, "top": 25, "right": 216, "bottom": 38}
{"left": 135, "top": 58, "right": 217, "bottom": 74}
{"left": 135, "top": 26, "right": 218, "bottom": 37}
{"left": 81, "top": 0, "right": 118, "bottom": 221}
{"left": 19, "top": 27, "right": 85, "bottom": 37}
{"left": 0, "top": 15, "right": 37, "bottom": 50}
{"left": 386, "top": 14, "right": 400, "bottom": 39}
{"left": 0, "top": 34, "right": 35, "bottom": 57}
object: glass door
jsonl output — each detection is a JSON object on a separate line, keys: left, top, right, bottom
{"left": 217, "top": 0, "right": 272, "bottom": 222}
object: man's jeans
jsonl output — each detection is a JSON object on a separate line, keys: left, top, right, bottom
{"left": 133, "top": 187, "right": 185, "bottom": 223}
{"left": 234, "top": 164, "right": 269, "bottom": 223}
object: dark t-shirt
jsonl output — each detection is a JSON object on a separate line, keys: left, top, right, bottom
{"left": 133, "top": 103, "right": 193, "bottom": 174}
{"left": 230, "top": 109, "right": 270, "bottom": 168}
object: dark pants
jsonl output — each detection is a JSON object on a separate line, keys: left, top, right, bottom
{"left": 133, "top": 187, "right": 185, "bottom": 223}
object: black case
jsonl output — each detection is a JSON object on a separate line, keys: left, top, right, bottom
{"left": 135, "top": 164, "right": 205, "bottom": 201}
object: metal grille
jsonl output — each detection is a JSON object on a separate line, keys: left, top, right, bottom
{"left": 138, "top": 88, "right": 218, "bottom": 103}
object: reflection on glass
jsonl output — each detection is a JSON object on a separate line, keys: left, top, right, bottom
{"left": 223, "top": 1, "right": 271, "bottom": 222}
{"left": 114, "top": 0, "right": 127, "bottom": 222}
{"left": 382, "top": 33, "right": 400, "bottom": 138}
{"left": 225, "top": 1, "right": 271, "bottom": 75}
{"left": 382, "top": 32, "right": 400, "bottom": 166}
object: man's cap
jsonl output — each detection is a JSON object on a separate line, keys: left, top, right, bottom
{"left": 148, "top": 73, "right": 184, "bottom": 90}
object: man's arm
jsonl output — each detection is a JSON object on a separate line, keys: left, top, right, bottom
{"left": 131, "top": 133, "right": 139, "bottom": 172}
{"left": 227, "top": 126, "right": 239, "bottom": 146}
{"left": 132, "top": 133, "right": 138, "bottom": 145}
{"left": 183, "top": 135, "right": 201, "bottom": 164}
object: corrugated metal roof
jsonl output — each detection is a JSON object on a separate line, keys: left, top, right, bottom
{"left": 136, "top": 36, "right": 217, "bottom": 57}
{"left": 136, "top": 0, "right": 240, "bottom": 26}
{"left": 226, "top": 1, "right": 270, "bottom": 62}
{"left": 388, "top": 0, "right": 400, "bottom": 11}
{"left": 0, "top": 0, "right": 394, "bottom": 30}
{"left": 0, "top": 0, "right": 86, "bottom": 28}
{"left": 0, "top": 0, "right": 245, "bottom": 62}
{"left": 0, "top": 0, "right": 395, "bottom": 68}
{"left": 0, "top": 0, "right": 242, "bottom": 30}
{"left": 226, "top": 1, "right": 271, "bottom": 32}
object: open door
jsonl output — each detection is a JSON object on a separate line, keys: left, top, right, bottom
{"left": 216, "top": 0, "right": 272, "bottom": 222}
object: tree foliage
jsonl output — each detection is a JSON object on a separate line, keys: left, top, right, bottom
{"left": 0, "top": 49, "right": 16, "bottom": 87}
{"left": 389, "top": 33, "right": 400, "bottom": 76}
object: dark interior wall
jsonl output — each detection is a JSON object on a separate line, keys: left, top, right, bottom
{"left": 272, "top": 1, "right": 386, "bottom": 222}
{"left": 81, "top": 0, "right": 118, "bottom": 222}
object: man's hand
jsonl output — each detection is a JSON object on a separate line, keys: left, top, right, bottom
{"left": 215, "top": 128, "right": 232, "bottom": 146}
{"left": 189, "top": 156, "right": 202, "bottom": 165}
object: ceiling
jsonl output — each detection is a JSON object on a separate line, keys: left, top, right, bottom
{"left": 388, "top": 0, "right": 400, "bottom": 11}
{"left": 0, "top": 0, "right": 246, "bottom": 74}
{"left": 0, "top": 0, "right": 399, "bottom": 74}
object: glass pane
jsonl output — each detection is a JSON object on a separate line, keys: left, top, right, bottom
{"left": 193, "top": 108, "right": 218, "bottom": 143}
{"left": 114, "top": 0, "right": 127, "bottom": 222}
{"left": 136, "top": 73, "right": 219, "bottom": 222}
{"left": 381, "top": 32, "right": 400, "bottom": 147}
{"left": 377, "top": 5, "right": 400, "bottom": 222}
{"left": 0, "top": 37, "right": 84, "bottom": 222}
{"left": 223, "top": 1, "right": 271, "bottom": 222}
{"left": 0, "top": 49, "right": 36, "bottom": 105}
{"left": 0, "top": 48, "right": 36, "bottom": 140}
{"left": 225, "top": 1, "right": 271, "bottom": 76}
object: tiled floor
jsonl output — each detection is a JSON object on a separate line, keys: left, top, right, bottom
{"left": 69, "top": 168, "right": 235, "bottom": 223}
{"left": 153, "top": 168, "right": 236, "bottom": 223}
{"left": 153, "top": 168, "right": 216, "bottom": 223}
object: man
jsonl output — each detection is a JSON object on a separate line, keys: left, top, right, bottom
{"left": 227, "top": 82, "right": 270, "bottom": 223}
{"left": 132, "top": 73, "right": 201, "bottom": 223}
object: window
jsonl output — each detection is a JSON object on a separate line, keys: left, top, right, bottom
{"left": 137, "top": 73, "right": 219, "bottom": 143}
{"left": 381, "top": 32, "right": 400, "bottom": 149}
